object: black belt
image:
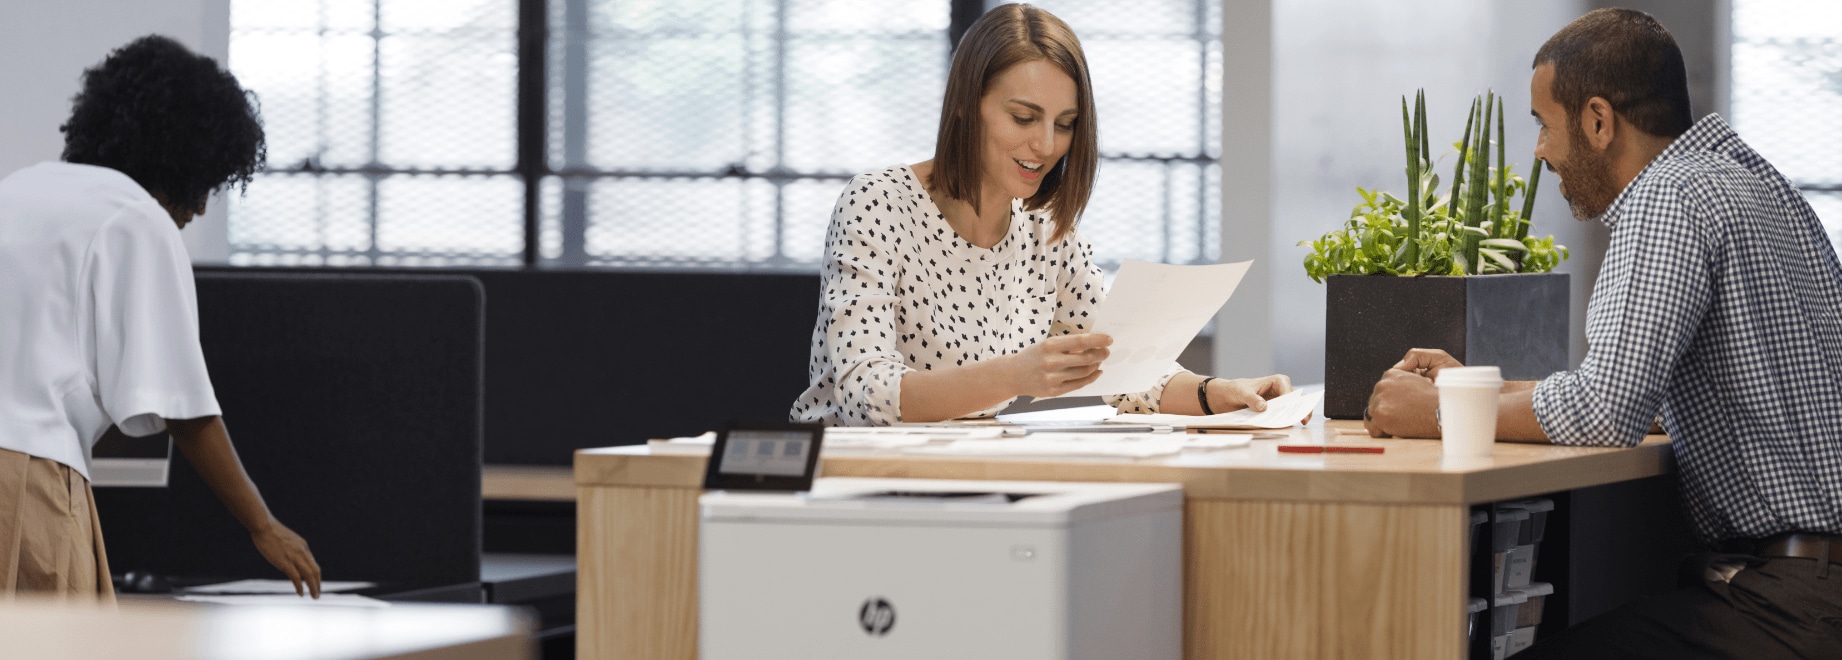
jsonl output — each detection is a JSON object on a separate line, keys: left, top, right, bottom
{"left": 1720, "top": 532, "right": 1842, "bottom": 566}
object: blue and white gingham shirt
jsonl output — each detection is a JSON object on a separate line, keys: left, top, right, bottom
{"left": 1532, "top": 115, "right": 1842, "bottom": 544}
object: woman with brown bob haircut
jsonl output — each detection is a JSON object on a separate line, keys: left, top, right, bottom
{"left": 791, "top": 4, "right": 1295, "bottom": 426}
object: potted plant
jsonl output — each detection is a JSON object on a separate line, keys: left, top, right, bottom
{"left": 1299, "top": 90, "right": 1571, "bottom": 419}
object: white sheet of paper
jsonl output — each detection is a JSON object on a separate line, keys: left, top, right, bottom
{"left": 902, "top": 435, "right": 1186, "bottom": 458}
{"left": 994, "top": 405, "right": 1118, "bottom": 424}
{"left": 184, "top": 579, "right": 376, "bottom": 595}
{"left": 1110, "top": 390, "right": 1323, "bottom": 430}
{"left": 1053, "top": 260, "right": 1252, "bottom": 398}
{"left": 176, "top": 593, "right": 390, "bottom": 608}
{"left": 1184, "top": 434, "right": 1253, "bottom": 449}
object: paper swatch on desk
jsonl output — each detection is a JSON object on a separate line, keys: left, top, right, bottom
{"left": 184, "top": 579, "right": 375, "bottom": 595}
{"left": 823, "top": 426, "right": 1007, "bottom": 449}
{"left": 176, "top": 593, "right": 390, "bottom": 608}
{"left": 1185, "top": 433, "right": 1253, "bottom": 449}
{"left": 1052, "top": 260, "right": 1252, "bottom": 398}
{"left": 1110, "top": 390, "right": 1323, "bottom": 430}
{"left": 903, "top": 435, "right": 1187, "bottom": 458}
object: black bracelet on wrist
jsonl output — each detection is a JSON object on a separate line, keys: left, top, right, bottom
{"left": 1198, "top": 377, "right": 1218, "bottom": 416}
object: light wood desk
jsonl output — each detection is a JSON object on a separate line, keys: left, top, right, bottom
{"left": 484, "top": 464, "right": 575, "bottom": 501}
{"left": 573, "top": 421, "right": 1673, "bottom": 660}
{"left": 4, "top": 598, "right": 533, "bottom": 659}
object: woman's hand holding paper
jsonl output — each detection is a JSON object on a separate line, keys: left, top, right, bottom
{"left": 1005, "top": 333, "right": 1112, "bottom": 398}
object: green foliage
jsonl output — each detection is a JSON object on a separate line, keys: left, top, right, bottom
{"left": 1299, "top": 90, "right": 1569, "bottom": 283}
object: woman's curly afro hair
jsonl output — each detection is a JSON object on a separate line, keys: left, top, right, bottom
{"left": 60, "top": 34, "right": 265, "bottom": 213}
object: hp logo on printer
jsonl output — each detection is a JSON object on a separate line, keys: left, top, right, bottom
{"left": 859, "top": 597, "right": 897, "bottom": 637}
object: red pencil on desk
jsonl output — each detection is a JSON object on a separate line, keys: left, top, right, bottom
{"left": 1277, "top": 444, "right": 1385, "bottom": 454}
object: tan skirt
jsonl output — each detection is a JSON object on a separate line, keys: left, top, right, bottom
{"left": 0, "top": 447, "right": 115, "bottom": 601}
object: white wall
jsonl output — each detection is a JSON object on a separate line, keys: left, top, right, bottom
{"left": 0, "top": 0, "right": 233, "bottom": 263}
{"left": 1219, "top": 0, "right": 1719, "bottom": 384}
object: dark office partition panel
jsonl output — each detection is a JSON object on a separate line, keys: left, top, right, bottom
{"left": 96, "top": 272, "right": 485, "bottom": 586}
{"left": 189, "top": 266, "right": 821, "bottom": 466}
{"left": 465, "top": 269, "right": 819, "bottom": 464}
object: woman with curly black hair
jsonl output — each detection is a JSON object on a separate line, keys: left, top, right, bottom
{"left": 0, "top": 35, "right": 321, "bottom": 599}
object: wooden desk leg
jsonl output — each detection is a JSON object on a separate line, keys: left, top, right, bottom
{"left": 578, "top": 485, "right": 701, "bottom": 660}
{"left": 1186, "top": 499, "right": 1468, "bottom": 660}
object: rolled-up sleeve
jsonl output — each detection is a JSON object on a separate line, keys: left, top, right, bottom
{"left": 87, "top": 208, "right": 221, "bottom": 436}
{"left": 815, "top": 187, "right": 911, "bottom": 425}
{"left": 1533, "top": 181, "right": 1713, "bottom": 447}
{"left": 1050, "top": 233, "right": 1182, "bottom": 414}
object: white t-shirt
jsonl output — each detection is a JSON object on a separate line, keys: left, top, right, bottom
{"left": 789, "top": 164, "right": 1182, "bottom": 426}
{"left": 0, "top": 161, "right": 221, "bottom": 479}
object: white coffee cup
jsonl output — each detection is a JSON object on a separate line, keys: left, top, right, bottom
{"left": 1437, "top": 366, "right": 1503, "bottom": 457}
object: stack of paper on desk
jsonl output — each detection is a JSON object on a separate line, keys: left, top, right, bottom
{"left": 176, "top": 593, "right": 389, "bottom": 608}
{"left": 1109, "top": 390, "right": 1323, "bottom": 430}
{"left": 647, "top": 426, "right": 1016, "bottom": 454}
{"left": 900, "top": 432, "right": 1251, "bottom": 458}
{"left": 903, "top": 435, "right": 1187, "bottom": 458}
{"left": 184, "top": 579, "right": 375, "bottom": 594}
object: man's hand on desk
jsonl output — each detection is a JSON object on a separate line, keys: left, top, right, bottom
{"left": 1365, "top": 369, "right": 1440, "bottom": 438}
{"left": 1363, "top": 348, "right": 1551, "bottom": 442}
{"left": 1363, "top": 348, "right": 1457, "bottom": 438}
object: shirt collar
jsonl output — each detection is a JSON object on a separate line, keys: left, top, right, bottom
{"left": 1592, "top": 114, "right": 1736, "bottom": 229}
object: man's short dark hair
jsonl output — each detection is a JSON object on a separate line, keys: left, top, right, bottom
{"left": 60, "top": 35, "right": 265, "bottom": 212}
{"left": 1533, "top": 8, "right": 1692, "bottom": 139}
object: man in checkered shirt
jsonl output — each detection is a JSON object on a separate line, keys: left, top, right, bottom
{"left": 1365, "top": 9, "right": 1842, "bottom": 658}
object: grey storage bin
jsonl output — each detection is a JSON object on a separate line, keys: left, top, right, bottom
{"left": 1468, "top": 596, "right": 1489, "bottom": 641}
{"left": 1490, "top": 507, "right": 1530, "bottom": 593}
{"left": 1491, "top": 589, "right": 1527, "bottom": 660}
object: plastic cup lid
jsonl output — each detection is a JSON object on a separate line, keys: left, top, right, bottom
{"left": 1472, "top": 510, "right": 1490, "bottom": 524}
{"left": 1469, "top": 597, "right": 1490, "bottom": 612}
{"left": 1493, "top": 590, "right": 1529, "bottom": 606}
{"left": 1437, "top": 366, "right": 1503, "bottom": 387}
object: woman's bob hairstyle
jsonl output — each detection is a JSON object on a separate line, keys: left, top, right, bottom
{"left": 930, "top": 3, "right": 1096, "bottom": 243}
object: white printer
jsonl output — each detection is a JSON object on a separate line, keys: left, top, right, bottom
{"left": 699, "top": 477, "right": 1183, "bottom": 660}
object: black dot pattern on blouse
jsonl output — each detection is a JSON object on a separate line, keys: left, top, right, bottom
{"left": 788, "top": 164, "right": 1183, "bottom": 426}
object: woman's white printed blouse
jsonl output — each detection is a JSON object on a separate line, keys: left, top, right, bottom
{"left": 790, "top": 164, "right": 1182, "bottom": 426}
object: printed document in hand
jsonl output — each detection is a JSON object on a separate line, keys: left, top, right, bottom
{"left": 1053, "top": 259, "right": 1252, "bottom": 398}
{"left": 1110, "top": 389, "right": 1323, "bottom": 429}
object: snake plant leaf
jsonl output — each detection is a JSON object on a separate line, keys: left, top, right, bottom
{"left": 1519, "top": 161, "right": 1542, "bottom": 240}
{"left": 1447, "top": 98, "right": 1479, "bottom": 220}
{"left": 1400, "top": 95, "right": 1420, "bottom": 268}
{"left": 1461, "top": 91, "right": 1494, "bottom": 273}
{"left": 1493, "top": 97, "right": 1509, "bottom": 239}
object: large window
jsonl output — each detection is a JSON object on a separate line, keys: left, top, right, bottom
{"left": 1018, "top": 0, "right": 1221, "bottom": 268}
{"left": 227, "top": 0, "right": 1221, "bottom": 269}
{"left": 228, "top": 0, "right": 522, "bottom": 266}
{"left": 540, "top": 0, "right": 950, "bottom": 267}
{"left": 1731, "top": 0, "right": 1842, "bottom": 249}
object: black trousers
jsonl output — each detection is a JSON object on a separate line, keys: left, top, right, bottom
{"left": 1518, "top": 553, "right": 1842, "bottom": 659}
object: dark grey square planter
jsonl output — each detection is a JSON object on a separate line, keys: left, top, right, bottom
{"left": 1323, "top": 273, "right": 1570, "bottom": 419}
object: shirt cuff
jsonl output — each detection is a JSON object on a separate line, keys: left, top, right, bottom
{"left": 836, "top": 358, "right": 911, "bottom": 426}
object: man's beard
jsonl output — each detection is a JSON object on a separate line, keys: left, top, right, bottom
{"left": 1554, "top": 122, "right": 1620, "bottom": 221}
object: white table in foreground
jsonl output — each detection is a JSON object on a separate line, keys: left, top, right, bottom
{"left": 3, "top": 598, "right": 534, "bottom": 660}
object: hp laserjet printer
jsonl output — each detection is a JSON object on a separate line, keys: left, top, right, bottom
{"left": 699, "top": 477, "right": 1182, "bottom": 660}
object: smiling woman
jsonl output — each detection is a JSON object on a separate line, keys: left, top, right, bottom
{"left": 788, "top": 3, "right": 1297, "bottom": 427}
